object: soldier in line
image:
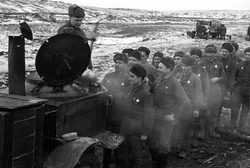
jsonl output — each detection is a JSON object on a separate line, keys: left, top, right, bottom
{"left": 229, "top": 41, "right": 242, "bottom": 66}
{"left": 122, "top": 48, "right": 135, "bottom": 58}
{"left": 175, "top": 56, "right": 203, "bottom": 157}
{"left": 217, "top": 43, "right": 235, "bottom": 127}
{"left": 200, "top": 44, "right": 226, "bottom": 139}
{"left": 118, "top": 64, "right": 155, "bottom": 168}
{"left": 189, "top": 48, "right": 210, "bottom": 147}
{"left": 128, "top": 50, "right": 142, "bottom": 68}
{"left": 152, "top": 51, "right": 164, "bottom": 70}
{"left": 101, "top": 53, "right": 130, "bottom": 168}
{"left": 230, "top": 47, "right": 250, "bottom": 134}
{"left": 137, "top": 47, "right": 159, "bottom": 90}
{"left": 172, "top": 51, "right": 185, "bottom": 80}
{"left": 148, "top": 57, "right": 191, "bottom": 168}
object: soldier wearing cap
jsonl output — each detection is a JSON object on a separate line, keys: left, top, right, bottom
{"left": 152, "top": 51, "right": 164, "bottom": 69}
{"left": 190, "top": 48, "right": 210, "bottom": 143}
{"left": 118, "top": 64, "right": 154, "bottom": 168}
{"left": 172, "top": 51, "right": 185, "bottom": 80}
{"left": 200, "top": 44, "right": 226, "bottom": 139}
{"left": 174, "top": 56, "right": 203, "bottom": 155}
{"left": 58, "top": 5, "right": 87, "bottom": 38}
{"left": 137, "top": 47, "right": 159, "bottom": 88}
{"left": 217, "top": 43, "right": 236, "bottom": 127}
{"left": 230, "top": 47, "right": 250, "bottom": 134}
{"left": 58, "top": 4, "right": 96, "bottom": 69}
{"left": 229, "top": 41, "right": 242, "bottom": 66}
{"left": 148, "top": 57, "right": 190, "bottom": 167}
{"left": 101, "top": 53, "right": 130, "bottom": 168}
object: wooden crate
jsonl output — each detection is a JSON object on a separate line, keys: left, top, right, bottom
{"left": 0, "top": 93, "right": 46, "bottom": 168}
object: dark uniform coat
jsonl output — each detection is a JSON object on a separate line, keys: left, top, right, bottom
{"left": 231, "top": 61, "right": 250, "bottom": 127}
{"left": 179, "top": 71, "right": 203, "bottom": 112}
{"left": 120, "top": 84, "right": 154, "bottom": 136}
{"left": 200, "top": 59, "right": 226, "bottom": 117}
{"left": 192, "top": 64, "right": 209, "bottom": 103}
{"left": 57, "top": 21, "right": 87, "bottom": 39}
{"left": 102, "top": 70, "right": 130, "bottom": 123}
{"left": 218, "top": 57, "right": 235, "bottom": 92}
{"left": 153, "top": 75, "right": 191, "bottom": 122}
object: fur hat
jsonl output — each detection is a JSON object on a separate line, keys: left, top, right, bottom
{"left": 222, "top": 43, "right": 234, "bottom": 53}
{"left": 205, "top": 44, "right": 217, "bottom": 53}
{"left": 113, "top": 53, "right": 128, "bottom": 63}
{"left": 182, "top": 56, "right": 196, "bottom": 66}
{"left": 138, "top": 46, "right": 150, "bottom": 56}
{"left": 190, "top": 48, "right": 202, "bottom": 57}
{"left": 174, "top": 51, "right": 185, "bottom": 58}
{"left": 160, "top": 56, "right": 175, "bottom": 70}
{"left": 244, "top": 47, "right": 250, "bottom": 54}
{"left": 128, "top": 50, "right": 141, "bottom": 60}
{"left": 153, "top": 51, "right": 164, "bottom": 58}
{"left": 229, "top": 41, "right": 239, "bottom": 51}
{"left": 122, "top": 48, "right": 134, "bottom": 55}
{"left": 130, "top": 64, "right": 147, "bottom": 79}
{"left": 68, "top": 5, "right": 85, "bottom": 18}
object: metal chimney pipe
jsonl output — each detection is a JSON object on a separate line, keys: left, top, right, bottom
{"left": 8, "top": 36, "right": 25, "bottom": 95}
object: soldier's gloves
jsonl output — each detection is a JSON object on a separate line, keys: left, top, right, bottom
{"left": 211, "top": 77, "right": 219, "bottom": 83}
{"left": 164, "top": 113, "right": 175, "bottom": 122}
{"left": 193, "top": 111, "right": 199, "bottom": 118}
{"left": 140, "top": 135, "right": 147, "bottom": 148}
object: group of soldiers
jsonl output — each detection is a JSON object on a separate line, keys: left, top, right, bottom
{"left": 101, "top": 43, "right": 250, "bottom": 168}
{"left": 58, "top": 4, "right": 250, "bottom": 168}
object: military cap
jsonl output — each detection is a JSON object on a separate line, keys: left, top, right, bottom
{"left": 122, "top": 48, "right": 135, "bottom": 55}
{"left": 174, "top": 51, "right": 185, "bottom": 58}
{"left": 222, "top": 43, "right": 234, "bottom": 53}
{"left": 113, "top": 53, "right": 128, "bottom": 63}
{"left": 160, "top": 56, "right": 175, "bottom": 70}
{"left": 190, "top": 48, "right": 202, "bottom": 57}
{"left": 128, "top": 50, "right": 141, "bottom": 60}
{"left": 68, "top": 5, "right": 85, "bottom": 18}
{"left": 205, "top": 44, "right": 217, "bottom": 53}
{"left": 130, "top": 64, "right": 147, "bottom": 79}
{"left": 244, "top": 47, "right": 250, "bottom": 54}
{"left": 138, "top": 46, "right": 151, "bottom": 56}
{"left": 153, "top": 51, "right": 164, "bottom": 58}
{"left": 182, "top": 56, "right": 196, "bottom": 66}
{"left": 229, "top": 41, "right": 239, "bottom": 51}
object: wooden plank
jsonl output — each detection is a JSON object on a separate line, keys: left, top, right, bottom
{"left": 13, "top": 118, "right": 35, "bottom": 140}
{"left": 14, "top": 108, "right": 36, "bottom": 123}
{"left": 0, "top": 93, "right": 47, "bottom": 110}
{"left": 13, "top": 151, "right": 34, "bottom": 168}
{"left": 2, "top": 112, "right": 14, "bottom": 168}
{"left": 13, "top": 135, "right": 35, "bottom": 158}
{"left": 34, "top": 106, "right": 45, "bottom": 165}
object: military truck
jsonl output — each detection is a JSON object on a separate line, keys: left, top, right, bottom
{"left": 187, "top": 19, "right": 224, "bottom": 39}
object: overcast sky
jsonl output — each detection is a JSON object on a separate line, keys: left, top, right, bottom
{"left": 53, "top": 0, "right": 250, "bottom": 11}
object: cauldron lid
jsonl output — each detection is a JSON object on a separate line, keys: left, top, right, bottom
{"left": 35, "top": 33, "right": 91, "bottom": 87}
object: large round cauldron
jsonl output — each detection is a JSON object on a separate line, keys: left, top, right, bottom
{"left": 35, "top": 33, "right": 91, "bottom": 87}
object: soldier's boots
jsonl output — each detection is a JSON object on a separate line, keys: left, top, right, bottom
{"left": 197, "top": 124, "right": 205, "bottom": 140}
{"left": 150, "top": 148, "right": 159, "bottom": 168}
{"left": 208, "top": 118, "right": 221, "bottom": 139}
{"left": 238, "top": 113, "right": 250, "bottom": 135}
{"left": 238, "top": 126, "right": 250, "bottom": 135}
{"left": 227, "top": 119, "right": 237, "bottom": 129}
{"left": 159, "top": 153, "right": 169, "bottom": 168}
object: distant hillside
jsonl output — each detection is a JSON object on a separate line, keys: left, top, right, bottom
{"left": 0, "top": 0, "right": 249, "bottom": 24}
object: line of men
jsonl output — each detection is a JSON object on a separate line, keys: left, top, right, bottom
{"left": 101, "top": 43, "right": 250, "bottom": 168}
